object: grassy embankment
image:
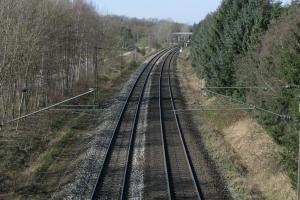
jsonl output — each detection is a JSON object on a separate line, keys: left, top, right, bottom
{"left": 177, "top": 50, "right": 296, "bottom": 200}
{"left": 0, "top": 51, "right": 150, "bottom": 199}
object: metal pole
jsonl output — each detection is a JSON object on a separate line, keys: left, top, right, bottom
{"left": 94, "top": 47, "right": 98, "bottom": 99}
{"left": 15, "top": 92, "right": 25, "bottom": 132}
{"left": 121, "top": 48, "right": 124, "bottom": 70}
{"left": 297, "top": 94, "right": 300, "bottom": 200}
{"left": 298, "top": 133, "right": 300, "bottom": 200}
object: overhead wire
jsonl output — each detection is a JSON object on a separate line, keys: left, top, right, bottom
{"left": 203, "top": 88, "right": 297, "bottom": 121}
{"left": 201, "top": 84, "right": 300, "bottom": 90}
{"left": 175, "top": 107, "right": 255, "bottom": 112}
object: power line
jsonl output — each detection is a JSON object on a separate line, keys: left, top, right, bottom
{"left": 201, "top": 84, "right": 300, "bottom": 90}
{"left": 1, "top": 88, "right": 95, "bottom": 127}
{"left": 203, "top": 88, "right": 296, "bottom": 121}
{"left": 175, "top": 107, "right": 254, "bottom": 113}
{"left": 202, "top": 86, "right": 268, "bottom": 90}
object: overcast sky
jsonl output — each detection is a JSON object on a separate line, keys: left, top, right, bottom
{"left": 90, "top": 0, "right": 293, "bottom": 25}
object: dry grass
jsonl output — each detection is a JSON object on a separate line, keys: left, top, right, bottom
{"left": 223, "top": 119, "right": 295, "bottom": 200}
{"left": 0, "top": 50, "right": 151, "bottom": 199}
{"left": 176, "top": 49, "right": 296, "bottom": 200}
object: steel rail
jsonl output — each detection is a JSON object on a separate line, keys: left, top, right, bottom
{"left": 159, "top": 50, "right": 177, "bottom": 200}
{"left": 89, "top": 47, "right": 172, "bottom": 200}
{"left": 120, "top": 47, "right": 178, "bottom": 200}
{"left": 168, "top": 52, "right": 204, "bottom": 199}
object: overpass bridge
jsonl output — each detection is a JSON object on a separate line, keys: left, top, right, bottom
{"left": 171, "top": 32, "right": 193, "bottom": 46}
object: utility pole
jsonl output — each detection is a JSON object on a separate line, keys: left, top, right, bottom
{"left": 94, "top": 46, "right": 102, "bottom": 103}
{"left": 298, "top": 93, "right": 300, "bottom": 200}
{"left": 16, "top": 85, "right": 28, "bottom": 133}
{"left": 94, "top": 47, "right": 100, "bottom": 100}
{"left": 120, "top": 48, "right": 124, "bottom": 70}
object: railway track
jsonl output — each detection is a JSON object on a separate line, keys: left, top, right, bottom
{"left": 159, "top": 51, "right": 203, "bottom": 199}
{"left": 90, "top": 48, "right": 174, "bottom": 200}
{"left": 90, "top": 47, "right": 205, "bottom": 200}
{"left": 143, "top": 50, "right": 176, "bottom": 199}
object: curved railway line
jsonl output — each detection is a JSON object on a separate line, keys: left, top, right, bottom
{"left": 159, "top": 51, "right": 203, "bottom": 199}
{"left": 89, "top": 47, "right": 226, "bottom": 199}
{"left": 90, "top": 48, "right": 173, "bottom": 199}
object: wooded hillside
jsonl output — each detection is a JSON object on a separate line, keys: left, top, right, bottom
{"left": 0, "top": 0, "right": 187, "bottom": 125}
{"left": 191, "top": 0, "right": 300, "bottom": 185}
